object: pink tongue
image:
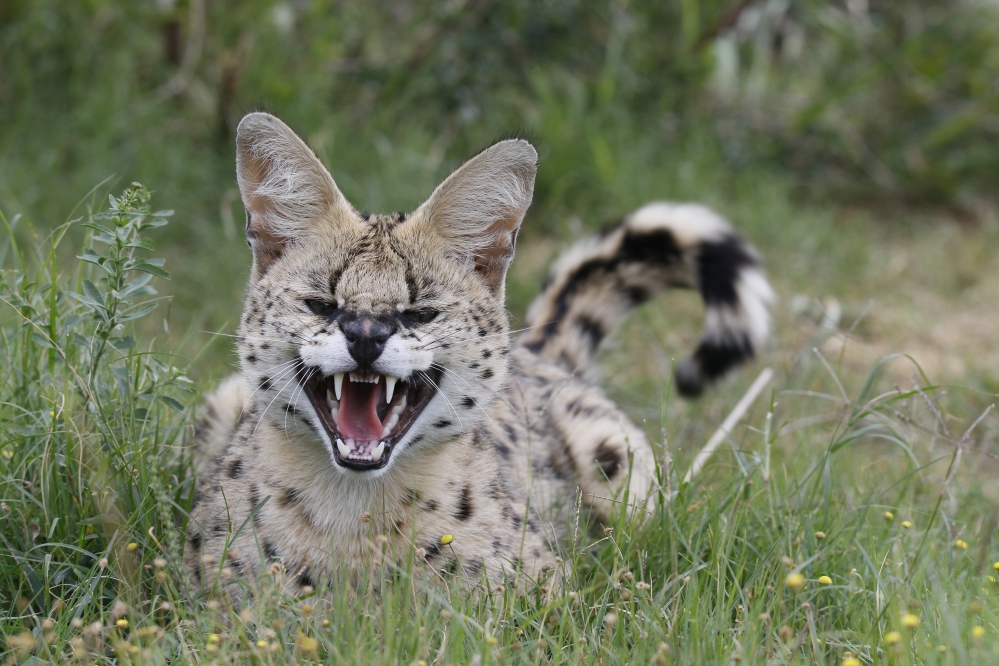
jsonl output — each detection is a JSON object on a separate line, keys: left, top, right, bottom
{"left": 338, "top": 377, "right": 384, "bottom": 442}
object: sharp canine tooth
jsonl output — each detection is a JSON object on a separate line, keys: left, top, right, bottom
{"left": 385, "top": 376, "right": 397, "bottom": 403}
{"left": 336, "top": 439, "right": 350, "bottom": 458}
{"left": 334, "top": 373, "right": 344, "bottom": 400}
{"left": 371, "top": 442, "right": 385, "bottom": 461}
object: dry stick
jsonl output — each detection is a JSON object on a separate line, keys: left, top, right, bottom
{"left": 683, "top": 368, "right": 775, "bottom": 485}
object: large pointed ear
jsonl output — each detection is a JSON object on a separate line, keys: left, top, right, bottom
{"left": 413, "top": 139, "right": 537, "bottom": 297}
{"left": 236, "top": 112, "right": 351, "bottom": 279}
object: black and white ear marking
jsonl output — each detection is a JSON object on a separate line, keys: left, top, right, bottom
{"left": 235, "top": 112, "right": 352, "bottom": 279}
{"left": 413, "top": 139, "right": 538, "bottom": 298}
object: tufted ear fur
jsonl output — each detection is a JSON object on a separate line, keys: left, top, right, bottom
{"left": 236, "top": 112, "right": 352, "bottom": 279}
{"left": 412, "top": 139, "right": 538, "bottom": 298}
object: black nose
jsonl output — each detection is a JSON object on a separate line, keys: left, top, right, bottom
{"left": 340, "top": 317, "right": 394, "bottom": 368}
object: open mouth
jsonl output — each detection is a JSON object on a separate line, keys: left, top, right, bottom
{"left": 301, "top": 369, "right": 441, "bottom": 471}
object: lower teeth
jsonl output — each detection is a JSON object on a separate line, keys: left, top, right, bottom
{"left": 336, "top": 438, "right": 387, "bottom": 463}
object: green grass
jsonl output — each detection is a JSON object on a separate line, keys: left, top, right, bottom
{"left": 1, "top": 175, "right": 999, "bottom": 665}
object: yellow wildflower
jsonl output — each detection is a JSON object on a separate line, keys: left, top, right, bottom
{"left": 818, "top": 575, "right": 832, "bottom": 585}
{"left": 901, "top": 613, "right": 919, "bottom": 629}
{"left": 208, "top": 634, "right": 220, "bottom": 644}
{"left": 256, "top": 640, "right": 268, "bottom": 648}
{"left": 786, "top": 572, "right": 806, "bottom": 590}
{"left": 296, "top": 633, "right": 319, "bottom": 653}
{"left": 902, "top": 521, "right": 912, "bottom": 528}
{"left": 972, "top": 626, "right": 986, "bottom": 638}
{"left": 843, "top": 659, "right": 861, "bottom": 666}
{"left": 884, "top": 631, "right": 902, "bottom": 644}
{"left": 116, "top": 619, "right": 129, "bottom": 629}
{"left": 440, "top": 534, "right": 454, "bottom": 545}
{"left": 126, "top": 542, "right": 138, "bottom": 552}
{"left": 884, "top": 511, "right": 894, "bottom": 520}
{"left": 955, "top": 539, "right": 968, "bottom": 550}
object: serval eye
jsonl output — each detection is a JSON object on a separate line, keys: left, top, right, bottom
{"left": 403, "top": 308, "right": 438, "bottom": 324}
{"left": 305, "top": 299, "right": 338, "bottom": 317}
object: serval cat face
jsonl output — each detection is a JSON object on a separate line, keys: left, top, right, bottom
{"left": 234, "top": 113, "right": 537, "bottom": 476}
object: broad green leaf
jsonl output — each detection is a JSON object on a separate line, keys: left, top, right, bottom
{"left": 130, "top": 263, "right": 170, "bottom": 279}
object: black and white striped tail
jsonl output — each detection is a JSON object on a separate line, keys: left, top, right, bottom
{"left": 518, "top": 203, "right": 774, "bottom": 396}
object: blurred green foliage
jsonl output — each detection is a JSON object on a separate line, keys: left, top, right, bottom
{"left": 1, "top": 0, "right": 997, "bottom": 365}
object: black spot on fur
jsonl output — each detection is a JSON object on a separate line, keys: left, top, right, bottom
{"left": 227, "top": 457, "right": 244, "bottom": 479}
{"left": 279, "top": 487, "right": 302, "bottom": 507}
{"left": 478, "top": 329, "right": 487, "bottom": 337}
{"left": 422, "top": 499, "right": 439, "bottom": 513}
{"left": 492, "top": 537, "right": 503, "bottom": 554}
{"left": 697, "top": 235, "right": 755, "bottom": 306}
{"left": 620, "top": 228, "right": 681, "bottom": 264}
{"left": 482, "top": 349, "right": 492, "bottom": 359}
{"left": 411, "top": 435, "right": 424, "bottom": 444}
{"left": 230, "top": 558, "right": 245, "bottom": 575}
{"left": 403, "top": 489, "right": 419, "bottom": 506}
{"left": 433, "top": 419, "right": 452, "bottom": 429}
{"left": 487, "top": 479, "right": 506, "bottom": 501}
{"left": 480, "top": 368, "right": 494, "bottom": 380}
{"left": 250, "top": 484, "right": 262, "bottom": 526}
{"left": 283, "top": 403, "right": 300, "bottom": 415}
{"left": 494, "top": 439, "right": 511, "bottom": 459}
{"left": 527, "top": 517, "right": 540, "bottom": 533}
{"left": 677, "top": 333, "right": 754, "bottom": 396}
{"left": 394, "top": 211, "right": 407, "bottom": 223}
{"left": 461, "top": 396, "right": 476, "bottom": 408}
{"left": 468, "top": 362, "right": 480, "bottom": 369}
{"left": 246, "top": 354, "right": 257, "bottom": 364}
{"left": 297, "top": 567, "right": 314, "bottom": 588}
{"left": 259, "top": 377, "right": 272, "bottom": 391}
{"left": 360, "top": 211, "right": 371, "bottom": 221}
{"left": 264, "top": 539, "right": 280, "bottom": 561}
{"left": 442, "top": 557, "right": 460, "bottom": 576}
{"left": 423, "top": 542, "right": 441, "bottom": 559}
{"left": 466, "top": 559, "right": 482, "bottom": 577}
{"left": 188, "top": 531, "right": 203, "bottom": 550}
{"left": 575, "top": 314, "right": 606, "bottom": 350}
{"left": 261, "top": 343, "right": 270, "bottom": 350}
{"left": 503, "top": 422, "right": 518, "bottom": 442}
{"left": 455, "top": 485, "right": 473, "bottom": 521}
{"left": 211, "top": 521, "right": 226, "bottom": 537}
{"left": 594, "top": 440, "right": 623, "bottom": 478}
{"left": 503, "top": 504, "right": 523, "bottom": 528}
